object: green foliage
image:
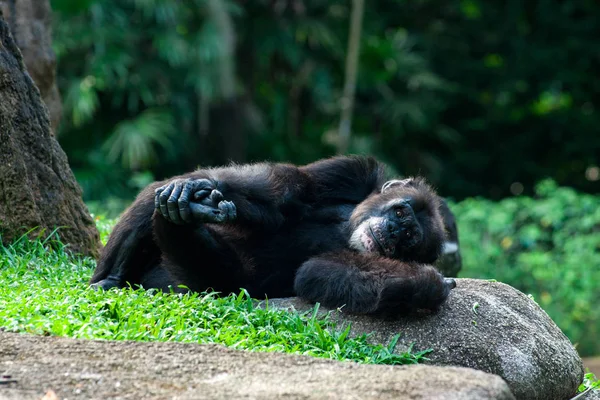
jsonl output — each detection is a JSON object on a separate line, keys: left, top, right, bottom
{"left": 452, "top": 180, "right": 600, "bottom": 356}
{"left": 0, "top": 225, "right": 428, "bottom": 366}
{"left": 52, "top": 0, "right": 600, "bottom": 202}
{"left": 51, "top": 0, "right": 451, "bottom": 200}
{"left": 103, "top": 109, "right": 176, "bottom": 169}
{"left": 52, "top": 0, "right": 241, "bottom": 199}
{"left": 578, "top": 373, "right": 600, "bottom": 394}
{"left": 87, "top": 199, "right": 133, "bottom": 221}
{"left": 391, "top": 1, "right": 600, "bottom": 198}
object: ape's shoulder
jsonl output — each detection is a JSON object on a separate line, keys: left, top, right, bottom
{"left": 301, "top": 155, "right": 385, "bottom": 177}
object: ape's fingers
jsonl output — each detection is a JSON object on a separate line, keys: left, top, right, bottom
{"left": 218, "top": 200, "right": 237, "bottom": 222}
{"left": 167, "top": 183, "right": 184, "bottom": 224}
{"left": 179, "top": 182, "right": 193, "bottom": 222}
{"left": 154, "top": 187, "right": 165, "bottom": 211}
{"left": 193, "top": 189, "right": 212, "bottom": 202}
{"left": 159, "top": 183, "right": 175, "bottom": 220}
{"left": 188, "top": 202, "right": 221, "bottom": 222}
{"left": 209, "top": 189, "right": 224, "bottom": 204}
{"left": 191, "top": 179, "right": 215, "bottom": 199}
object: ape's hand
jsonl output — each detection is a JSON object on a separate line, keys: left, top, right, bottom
{"left": 154, "top": 178, "right": 237, "bottom": 225}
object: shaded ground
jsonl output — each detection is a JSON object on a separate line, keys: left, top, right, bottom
{"left": 0, "top": 331, "right": 513, "bottom": 400}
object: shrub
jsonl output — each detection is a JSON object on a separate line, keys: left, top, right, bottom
{"left": 452, "top": 180, "right": 600, "bottom": 356}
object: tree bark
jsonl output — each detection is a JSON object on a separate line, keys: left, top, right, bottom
{"left": 202, "top": 0, "right": 247, "bottom": 164}
{"left": 0, "top": 10, "right": 100, "bottom": 257}
{"left": 0, "top": 0, "right": 62, "bottom": 132}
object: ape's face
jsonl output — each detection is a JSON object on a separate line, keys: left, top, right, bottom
{"left": 348, "top": 178, "right": 446, "bottom": 264}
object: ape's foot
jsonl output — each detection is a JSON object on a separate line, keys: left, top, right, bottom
{"left": 155, "top": 178, "right": 237, "bottom": 225}
{"left": 445, "top": 277, "right": 457, "bottom": 289}
{"left": 192, "top": 199, "right": 237, "bottom": 223}
{"left": 90, "top": 276, "right": 123, "bottom": 290}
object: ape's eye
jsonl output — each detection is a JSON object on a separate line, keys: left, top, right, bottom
{"left": 395, "top": 208, "right": 404, "bottom": 217}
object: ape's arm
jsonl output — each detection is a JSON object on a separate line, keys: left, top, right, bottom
{"left": 301, "top": 156, "right": 386, "bottom": 204}
{"left": 294, "top": 251, "right": 455, "bottom": 316}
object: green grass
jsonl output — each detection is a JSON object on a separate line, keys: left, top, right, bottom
{"left": 578, "top": 373, "right": 600, "bottom": 396}
{"left": 0, "top": 218, "right": 428, "bottom": 365}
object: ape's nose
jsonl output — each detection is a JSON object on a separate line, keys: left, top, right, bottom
{"left": 387, "top": 220, "right": 417, "bottom": 241}
{"left": 386, "top": 220, "right": 402, "bottom": 240}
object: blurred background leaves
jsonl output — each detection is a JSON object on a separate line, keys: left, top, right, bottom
{"left": 453, "top": 181, "right": 600, "bottom": 356}
{"left": 52, "top": 0, "right": 600, "bottom": 203}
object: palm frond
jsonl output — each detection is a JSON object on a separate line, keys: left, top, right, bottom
{"left": 103, "top": 109, "right": 176, "bottom": 169}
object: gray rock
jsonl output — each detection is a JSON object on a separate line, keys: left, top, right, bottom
{"left": 570, "top": 389, "right": 600, "bottom": 400}
{"left": 0, "top": 331, "right": 514, "bottom": 400}
{"left": 263, "top": 278, "right": 584, "bottom": 400}
{"left": 579, "top": 389, "right": 600, "bottom": 400}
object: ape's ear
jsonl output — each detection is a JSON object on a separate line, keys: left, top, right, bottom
{"left": 381, "top": 179, "right": 414, "bottom": 193}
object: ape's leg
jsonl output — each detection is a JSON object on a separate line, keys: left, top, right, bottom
{"left": 90, "top": 182, "right": 163, "bottom": 290}
{"left": 149, "top": 178, "right": 248, "bottom": 294}
{"left": 91, "top": 177, "right": 240, "bottom": 291}
{"left": 139, "top": 263, "right": 186, "bottom": 293}
{"left": 294, "top": 250, "right": 456, "bottom": 316}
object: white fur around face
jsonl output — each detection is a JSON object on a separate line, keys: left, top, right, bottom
{"left": 442, "top": 241, "right": 459, "bottom": 255}
{"left": 348, "top": 218, "right": 385, "bottom": 253}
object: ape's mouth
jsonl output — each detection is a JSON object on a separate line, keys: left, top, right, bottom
{"left": 368, "top": 226, "right": 386, "bottom": 254}
{"left": 348, "top": 218, "right": 399, "bottom": 257}
{"left": 368, "top": 225, "right": 395, "bottom": 256}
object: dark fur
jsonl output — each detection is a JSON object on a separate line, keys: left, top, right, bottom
{"left": 435, "top": 199, "right": 462, "bottom": 277}
{"left": 90, "top": 156, "right": 454, "bottom": 316}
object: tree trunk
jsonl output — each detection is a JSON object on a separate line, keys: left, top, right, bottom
{"left": 0, "top": 11, "right": 100, "bottom": 257}
{"left": 336, "top": 0, "right": 365, "bottom": 154}
{"left": 201, "top": 0, "right": 247, "bottom": 164}
{"left": 0, "top": 0, "right": 62, "bottom": 132}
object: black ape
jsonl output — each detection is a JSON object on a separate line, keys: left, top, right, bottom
{"left": 90, "top": 156, "right": 455, "bottom": 315}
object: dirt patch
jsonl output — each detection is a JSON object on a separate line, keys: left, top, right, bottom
{"left": 583, "top": 357, "right": 600, "bottom": 377}
{"left": 0, "top": 331, "right": 513, "bottom": 400}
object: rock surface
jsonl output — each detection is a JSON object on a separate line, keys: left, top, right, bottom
{"left": 263, "top": 278, "right": 584, "bottom": 400}
{"left": 585, "top": 389, "right": 600, "bottom": 400}
{"left": 0, "top": 331, "right": 514, "bottom": 400}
